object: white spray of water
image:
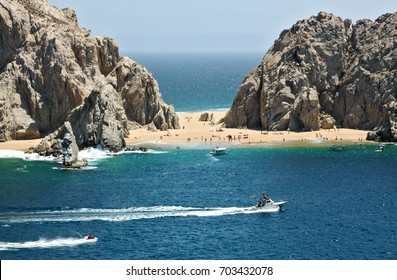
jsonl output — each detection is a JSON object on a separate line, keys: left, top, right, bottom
{"left": 0, "top": 237, "right": 97, "bottom": 251}
{"left": 0, "top": 205, "right": 279, "bottom": 224}
{"left": 0, "top": 146, "right": 167, "bottom": 163}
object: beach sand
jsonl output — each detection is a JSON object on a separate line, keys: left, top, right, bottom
{"left": 125, "top": 111, "right": 370, "bottom": 148}
{"left": 0, "top": 111, "right": 371, "bottom": 151}
{"left": 0, "top": 139, "right": 42, "bottom": 152}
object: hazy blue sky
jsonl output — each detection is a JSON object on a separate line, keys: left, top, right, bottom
{"left": 48, "top": 0, "right": 397, "bottom": 54}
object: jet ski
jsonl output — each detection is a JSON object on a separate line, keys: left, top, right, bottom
{"left": 84, "top": 234, "right": 98, "bottom": 241}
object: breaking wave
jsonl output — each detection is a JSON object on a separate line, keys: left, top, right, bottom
{"left": 79, "top": 146, "right": 168, "bottom": 158}
{"left": 121, "top": 149, "right": 168, "bottom": 155}
{"left": 0, "top": 237, "right": 97, "bottom": 251}
{"left": 0, "top": 150, "right": 60, "bottom": 162}
{"left": 0, "top": 146, "right": 166, "bottom": 164}
{"left": 0, "top": 205, "right": 279, "bottom": 224}
{"left": 78, "top": 146, "right": 110, "bottom": 161}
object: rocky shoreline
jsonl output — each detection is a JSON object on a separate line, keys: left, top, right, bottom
{"left": 1, "top": 1, "right": 396, "bottom": 158}
{"left": 1, "top": 110, "right": 378, "bottom": 155}
{"left": 225, "top": 12, "right": 397, "bottom": 143}
{"left": 0, "top": 0, "right": 179, "bottom": 155}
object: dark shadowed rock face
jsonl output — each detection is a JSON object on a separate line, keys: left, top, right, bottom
{"left": 0, "top": 0, "right": 179, "bottom": 151}
{"left": 225, "top": 12, "right": 397, "bottom": 142}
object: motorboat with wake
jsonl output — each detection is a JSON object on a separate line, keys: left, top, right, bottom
{"left": 255, "top": 193, "right": 287, "bottom": 211}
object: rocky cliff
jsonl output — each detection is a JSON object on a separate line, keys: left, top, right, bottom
{"left": 0, "top": 0, "right": 179, "bottom": 151}
{"left": 225, "top": 12, "right": 397, "bottom": 142}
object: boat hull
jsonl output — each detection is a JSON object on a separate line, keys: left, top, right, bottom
{"left": 274, "top": 201, "right": 287, "bottom": 208}
{"left": 210, "top": 147, "right": 229, "bottom": 155}
{"left": 255, "top": 200, "right": 287, "bottom": 211}
{"left": 84, "top": 235, "right": 98, "bottom": 242}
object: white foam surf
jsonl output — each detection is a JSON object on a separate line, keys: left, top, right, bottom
{"left": 0, "top": 205, "right": 279, "bottom": 224}
{"left": 78, "top": 146, "right": 110, "bottom": 161}
{"left": 0, "top": 237, "right": 97, "bottom": 251}
{"left": 76, "top": 146, "right": 168, "bottom": 161}
{"left": 0, "top": 150, "right": 60, "bottom": 162}
{"left": 0, "top": 150, "right": 26, "bottom": 158}
{"left": 0, "top": 146, "right": 166, "bottom": 165}
{"left": 121, "top": 149, "right": 168, "bottom": 155}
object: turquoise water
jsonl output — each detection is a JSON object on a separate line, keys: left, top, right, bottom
{"left": 0, "top": 54, "right": 396, "bottom": 260}
{"left": 0, "top": 144, "right": 396, "bottom": 259}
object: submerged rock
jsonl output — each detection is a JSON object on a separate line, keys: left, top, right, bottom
{"left": 225, "top": 12, "right": 397, "bottom": 142}
{"left": 125, "top": 146, "right": 148, "bottom": 152}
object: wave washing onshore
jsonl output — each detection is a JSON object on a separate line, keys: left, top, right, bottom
{"left": 0, "top": 145, "right": 167, "bottom": 163}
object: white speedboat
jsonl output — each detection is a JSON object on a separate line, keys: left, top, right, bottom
{"left": 255, "top": 193, "right": 287, "bottom": 210}
{"left": 210, "top": 147, "right": 229, "bottom": 155}
{"left": 375, "top": 143, "right": 385, "bottom": 152}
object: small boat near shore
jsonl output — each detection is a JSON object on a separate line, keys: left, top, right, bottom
{"left": 210, "top": 147, "right": 229, "bottom": 156}
{"left": 255, "top": 193, "right": 287, "bottom": 211}
{"left": 375, "top": 143, "right": 385, "bottom": 152}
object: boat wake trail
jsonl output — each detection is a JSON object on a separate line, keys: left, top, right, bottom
{"left": 0, "top": 206, "right": 278, "bottom": 224}
{"left": 0, "top": 237, "right": 97, "bottom": 251}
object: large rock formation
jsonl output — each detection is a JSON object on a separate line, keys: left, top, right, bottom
{"left": 0, "top": 0, "right": 179, "bottom": 151}
{"left": 61, "top": 121, "right": 88, "bottom": 168}
{"left": 225, "top": 12, "right": 397, "bottom": 142}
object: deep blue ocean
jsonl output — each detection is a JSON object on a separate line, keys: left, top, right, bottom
{"left": 130, "top": 52, "right": 263, "bottom": 112}
{"left": 0, "top": 53, "right": 396, "bottom": 260}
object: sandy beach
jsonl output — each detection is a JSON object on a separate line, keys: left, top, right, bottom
{"left": 0, "top": 111, "right": 371, "bottom": 152}
{"left": 0, "top": 139, "right": 42, "bottom": 152}
{"left": 125, "top": 111, "right": 370, "bottom": 148}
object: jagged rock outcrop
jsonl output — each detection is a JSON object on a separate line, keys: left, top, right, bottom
{"left": 0, "top": 0, "right": 179, "bottom": 151}
{"left": 61, "top": 121, "right": 87, "bottom": 168}
{"left": 225, "top": 12, "right": 397, "bottom": 142}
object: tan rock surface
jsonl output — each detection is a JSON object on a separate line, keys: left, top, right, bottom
{"left": 225, "top": 12, "right": 397, "bottom": 142}
{"left": 0, "top": 0, "right": 179, "bottom": 151}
